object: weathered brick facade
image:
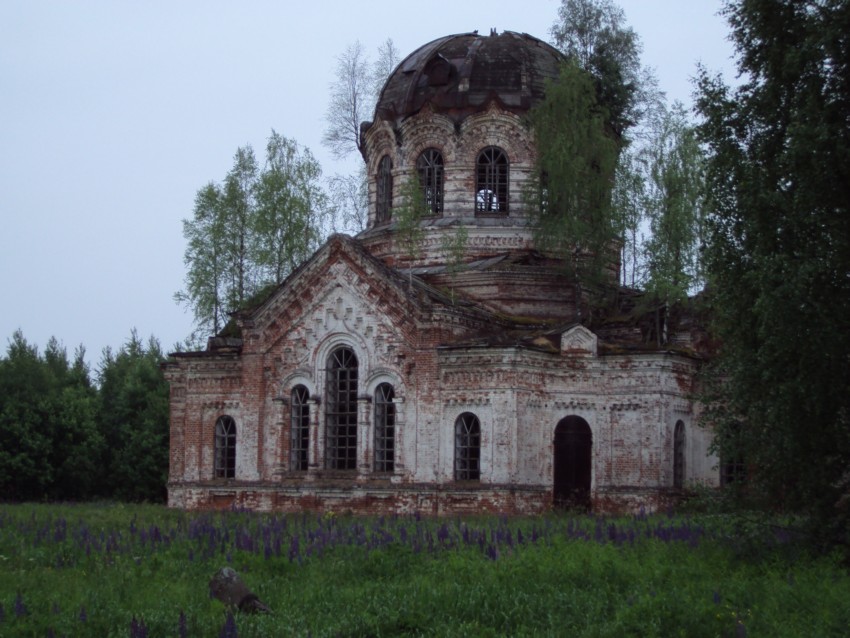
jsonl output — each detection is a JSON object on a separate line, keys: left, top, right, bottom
{"left": 164, "top": 31, "right": 718, "bottom": 515}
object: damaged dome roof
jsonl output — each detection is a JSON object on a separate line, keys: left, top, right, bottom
{"left": 373, "top": 30, "right": 565, "bottom": 125}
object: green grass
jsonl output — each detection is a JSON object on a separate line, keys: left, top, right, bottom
{"left": 0, "top": 503, "right": 848, "bottom": 636}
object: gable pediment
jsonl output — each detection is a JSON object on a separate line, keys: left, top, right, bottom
{"left": 560, "top": 324, "right": 597, "bottom": 357}
{"left": 240, "top": 235, "right": 432, "bottom": 353}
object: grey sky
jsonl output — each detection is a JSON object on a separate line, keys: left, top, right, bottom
{"left": 0, "top": 0, "right": 736, "bottom": 366}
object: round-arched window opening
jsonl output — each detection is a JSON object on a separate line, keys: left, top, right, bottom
{"left": 476, "top": 147, "right": 509, "bottom": 214}
{"left": 417, "top": 148, "right": 444, "bottom": 215}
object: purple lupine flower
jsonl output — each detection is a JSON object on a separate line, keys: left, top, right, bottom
{"left": 13, "top": 592, "right": 28, "bottom": 618}
{"left": 219, "top": 612, "right": 238, "bottom": 638}
{"left": 53, "top": 518, "right": 67, "bottom": 542}
{"left": 0, "top": 602, "right": 5, "bottom": 623}
{"left": 486, "top": 544, "right": 498, "bottom": 561}
{"left": 288, "top": 536, "right": 300, "bottom": 562}
{"left": 79, "top": 606, "right": 87, "bottom": 622}
{"left": 713, "top": 591, "right": 721, "bottom": 605}
{"left": 130, "top": 616, "right": 148, "bottom": 638}
{"left": 178, "top": 610, "right": 188, "bottom": 638}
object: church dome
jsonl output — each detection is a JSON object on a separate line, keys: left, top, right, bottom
{"left": 374, "top": 30, "right": 564, "bottom": 125}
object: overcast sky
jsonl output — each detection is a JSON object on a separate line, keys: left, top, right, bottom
{"left": 0, "top": 0, "right": 737, "bottom": 367}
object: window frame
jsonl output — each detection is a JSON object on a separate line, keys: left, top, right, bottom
{"left": 416, "top": 148, "right": 444, "bottom": 216}
{"left": 475, "top": 146, "right": 509, "bottom": 214}
{"left": 454, "top": 412, "right": 481, "bottom": 481}
{"left": 290, "top": 385, "right": 310, "bottom": 471}
{"left": 325, "top": 347, "right": 359, "bottom": 471}
{"left": 373, "top": 383, "right": 395, "bottom": 473}
{"left": 214, "top": 415, "right": 236, "bottom": 479}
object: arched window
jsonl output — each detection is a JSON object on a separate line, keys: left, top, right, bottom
{"left": 376, "top": 155, "right": 393, "bottom": 224}
{"left": 454, "top": 412, "right": 481, "bottom": 481}
{"left": 417, "top": 148, "right": 444, "bottom": 215}
{"left": 214, "top": 415, "right": 236, "bottom": 479}
{"left": 673, "top": 420, "right": 685, "bottom": 489}
{"left": 374, "top": 383, "right": 395, "bottom": 472}
{"left": 325, "top": 347, "right": 358, "bottom": 470}
{"left": 290, "top": 385, "right": 310, "bottom": 471}
{"left": 476, "top": 147, "right": 508, "bottom": 214}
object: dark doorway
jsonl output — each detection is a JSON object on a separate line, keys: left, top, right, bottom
{"left": 553, "top": 416, "right": 592, "bottom": 510}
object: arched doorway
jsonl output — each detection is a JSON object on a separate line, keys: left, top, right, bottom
{"left": 553, "top": 416, "right": 592, "bottom": 510}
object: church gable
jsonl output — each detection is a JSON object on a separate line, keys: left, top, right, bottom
{"left": 241, "top": 235, "right": 433, "bottom": 354}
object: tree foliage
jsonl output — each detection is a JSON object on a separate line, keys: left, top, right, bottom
{"left": 177, "top": 132, "right": 326, "bottom": 341}
{"left": 550, "top": 0, "right": 646, "bottom": 137}
{"left": 611, "top": 143, "right": 647, "bottom": 288}
{"left": 393, "top": 177, "right": 429, "bottom": 266}
{"left": 539, "top": 0, "right": 699, "bottom": 318}
{"left": 528, "top": 61, "right": 620, "bottom": 298}
{"left": 176, "top": 183, "right": 227, "bottom": 336}
{"left": 642, "top": 102, "right": 706, "bottom": 304}
{"left": 322, "top": 39, "right": 400, "bottom": 161}
{"left": 0, "top": 330, "right": 168, "bottom": 502}
{"left": 254, "top": 131, "right": 327, "bottom": 283}
{"left": 322, "top": 41, "right": 371, "bottom": 161}
{"left": 97, "top": 331, "right": 169, "bottom": 502}
{"left": 220, "top": 146, "right": 259, "bottom": 315}
{"left": 326, "top": 165, "right": 368, "bottom": 235}
{"left": 696, "top": 0, "right": 850, "bottom": 541}
{"left": 0, "top": 332, "right": 59, "bottom": 499}
{"left": 323, "top": 38, "right": 400, "bottom": 235}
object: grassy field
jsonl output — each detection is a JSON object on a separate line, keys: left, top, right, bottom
{"left": 0, "top": 503, "right": 848, "bottom": 637}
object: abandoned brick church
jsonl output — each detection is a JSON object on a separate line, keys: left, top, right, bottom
{"left": 164, "top": 30, "right": 718, "bottom": 514}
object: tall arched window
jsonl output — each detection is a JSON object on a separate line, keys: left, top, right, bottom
{"left": 325, "top": 347, "right": 358, "bottom": 470}
{"left": 417, "top": 148, "right": 444, "bottom": 215}
{"left": 376, "top": 155, "right": 393, "bottom": 223}
{"left": 673, "top": 420, "right": 685, "bottom": 489}
{"left": 374, "top": 383, "right": 395, "bottom": 472}
{"left": 454, "top": 412, "right": 481, "bottom": 481}
{"left": 476, "top": 147, "right": 508, "bottom": 214}
{"left": 290, "top": 385, "right": 310, "bottom": 471}
{"left": 214, "top": 415, "right": 236, "bottom": 479}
